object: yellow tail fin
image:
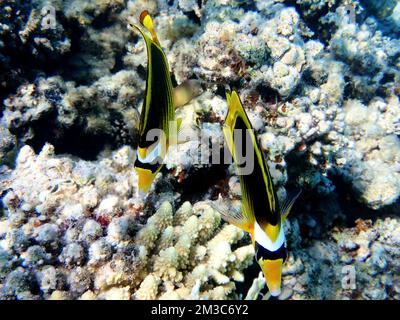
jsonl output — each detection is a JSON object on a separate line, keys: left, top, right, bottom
{"left": 139, "top": 10, "right": 160, "bottom": 46}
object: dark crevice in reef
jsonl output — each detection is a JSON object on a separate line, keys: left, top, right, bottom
{"left": 170, "top": 73, "right": 178, "bottom": 87}
{"left": 286, "top": 146, "right": 400, "bottom": 236}
{"left": 300, "top": 68, "right": 326, "bottom": 88}
{"left": 60, "top": 16, "right": 86, "bottom": 72}
{"left": 0, "top": 11, "right": 73, "bottom": 111}
{"left": 25, "top": 119, "right": 111, "bottom": 161}
{"left": 91, "top": 4, "right": 126, "bottom": 30}
{"left": 238, "top": 1, "right": 258, "bottom": 13}
{"left": 342, "top": 75, "right": 354, "bottom": 101}
{"left": 328, "top": 173, "right": 400, "bottom": 225}
{"left": 183, "top": 11, "right": 201, "bottom": 25}
{"left": 136, "top": 64, "right": 147, "bottom": 80}
{"left": 173, "top": 164, "right": 229, "bottom": 205}
{"left": 215, "top": 84, "right": 228, "bottom": 99}
{"left": 10, "top": 107, "right": 131, "bottom": 161}
{"left": 110, "top": 47, "right": 128, "bottom": 74}
{"left": 284, "top": 148, "right": 349, "bottom": 236}
{"left": 168, "top": 141, "right": 232, "bottom": 206}
{"left": 56, "top": 9, "right": 132, "bottom": 85}
{"left": 360, "top": 0, "right": 400, "bottom": 33}
{"left": 283, "top": 0, "right": 342, "bottom": 45}
{"left": 256, "top": 84, "right": 282, "bottom": 104}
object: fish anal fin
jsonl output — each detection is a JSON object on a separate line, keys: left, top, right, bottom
{"left": 138, "top": 147, "right": 147, "bottom": 160}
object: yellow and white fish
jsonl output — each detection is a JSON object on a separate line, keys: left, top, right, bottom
{"left": 129, "top": 11, "right": 201, "bottom": 195}
{"left": 217, "top": 90, "right": 300, "bottom": 297}
{"left": 129, "top": 11, "right": 175, "bottom": 195}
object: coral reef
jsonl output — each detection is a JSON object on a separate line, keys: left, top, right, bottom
{"left": 0, "top": 145, "right": 253, "bottom": 300}
{"left": 249, "top": 216, "right": 400, "bottom": 300}
{"left": 0, "top": 0, "right": 400, "bottom": 300}
{"left": 2, "top": 73, "right": 142, "bottom": 159}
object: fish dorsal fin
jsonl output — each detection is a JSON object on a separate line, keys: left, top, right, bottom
{"left": 139, "top": 10, "right": 160, "bottom": 46}
{"left": 281, "top": 189, "right": 301, "bottom": 221}
{"left": 210, "top": 197, "right": 254, "bottom": 235}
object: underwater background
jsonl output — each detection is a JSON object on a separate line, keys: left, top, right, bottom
{"left": 0, "top": 0, "right": 400, "bottom": 300}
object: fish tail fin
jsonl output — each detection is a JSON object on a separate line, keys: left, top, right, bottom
{"left": 139, "top": 10, "right": 161, "bottom": 46}
{"left": 223, "top": 89, "right": 251, "bottom": 163}
{"left": 281, "top": 189, "right": 301, "bottom": 221}
{"left": 225, "top": 90, "right": 247, "bottom": 128}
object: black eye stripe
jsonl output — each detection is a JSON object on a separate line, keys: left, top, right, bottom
{"left": 255, "top": 241, "right": 287, "bottom": 261}
{"left": 134, "top": 157, "right": 162, "bottom": 173}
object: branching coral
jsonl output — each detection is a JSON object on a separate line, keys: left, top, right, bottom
{"left": 0, "top": 145, "right": 254, "bottom": 300}
{"left": 134, "top": 201, "right": 254, "bottom": 300}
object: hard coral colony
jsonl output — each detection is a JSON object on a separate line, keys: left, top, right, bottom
{"left": 0, "top": 0, "right": 400, "bottom": 301}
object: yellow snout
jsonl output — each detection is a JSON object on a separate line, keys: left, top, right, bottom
{"left": 259, "top": 258, "right": 283, "bottom": 297}
{"left": 135, "top": 167, "right": 157, "bottom": 195}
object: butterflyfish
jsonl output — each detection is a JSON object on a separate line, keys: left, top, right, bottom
{"left": 130, "top": 11, "right": 201, "bottom": 195}
{"left": 216, "top": 89, "right": 301, "bottom": 297}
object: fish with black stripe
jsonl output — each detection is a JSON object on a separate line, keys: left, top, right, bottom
{"left": 215, "top": 89, "right": 301, "bottom": 297}
{"left": 129, "top": 11, "right": 201, "bottom": 195}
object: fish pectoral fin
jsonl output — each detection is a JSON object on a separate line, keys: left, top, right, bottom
{"left": 210, "top": 198, "right": 254, "bottom": 234}
{"left": 176, "top": 118, "right": 194, "bottom": 145}
{"left": 281, "top": 189, "right": 302, "bottom": 221}
{"left": 168, "top": 117, "right": 186, "bottom": 146}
